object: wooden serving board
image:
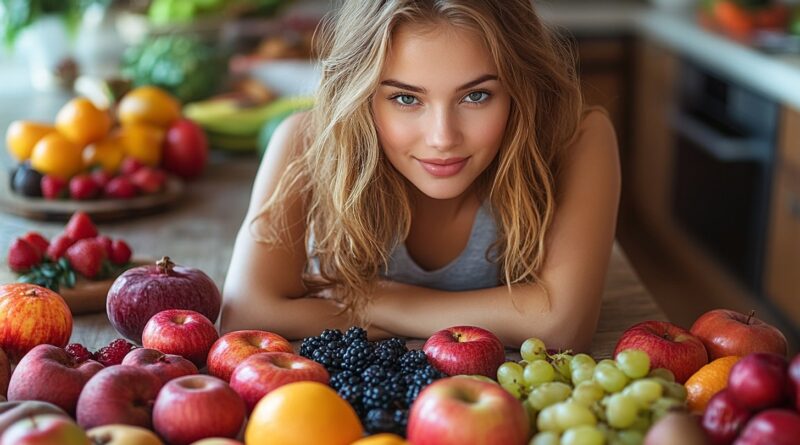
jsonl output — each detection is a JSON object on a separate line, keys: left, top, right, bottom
{"left": 0, "top": 170, "right": 184, "bottom": 222}
{"left": 60, "top": 259, "right": 150, "bottom": 315}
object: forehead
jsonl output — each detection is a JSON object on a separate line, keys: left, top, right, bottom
{"left": 381, "top": 22, "right": 497, "bottom": 85}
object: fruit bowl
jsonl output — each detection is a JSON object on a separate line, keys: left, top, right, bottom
{"left": 0, "top": 170, "right": 184, "bottom": 222}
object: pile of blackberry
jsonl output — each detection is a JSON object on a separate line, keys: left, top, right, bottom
{"left": 300, "top": 327, "right": 445, "bottom": 436}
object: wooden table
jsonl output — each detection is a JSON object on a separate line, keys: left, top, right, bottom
{"left": 0, "top": 153, "right": 666, "bottom": 359}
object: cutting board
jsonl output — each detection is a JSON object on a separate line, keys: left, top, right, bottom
{"left": 60, "top": 259, "right": 149, "bottom": 315}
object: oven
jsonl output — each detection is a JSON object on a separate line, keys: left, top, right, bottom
{"left": 670, "top": 61, "right": 778, "bottom": 293}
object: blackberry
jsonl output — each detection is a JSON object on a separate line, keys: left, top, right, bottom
{"left": 378, "top": 337, "right": 408, "bottom": 356}
{"left": 393, "top": 409, "right": 409, "bottom": 435}
{"left": 343, "top": 326, "right": 367, "bottom": 345}
{"left": 362, "top": 385, "right": 393, "bottom": 411}
{"left": 338, "top": 384, "right": 365, "bottom": 416}
{"left": 329, "top": 370, "right": 361, "bottom": 391}
{"left": 320, "top": 328, "right": 344, "bottom": 344}
{"left": 405, "top": 383, "right": 425, "bottom": 406}
{"left": 410, "top": 365, "right": 445, "bottom": 386}
{"left": 384, "top": 373, "right": 408, "bottom": 407}
{"left": 372, "top": 344, "right": 400, "bottom": 370}
{"left": 299, "top": 336, "right": 325, "bottom": 358}
{"left": 311, "top": 347, "right": 337, "bottom": 369}
{"left": 399, "top": 349, "right": 429, "bottom": 371}
{"left": 361, "top": 365, "right": 389, "bottom": 387}
{"left": 341, "top": 339, "right": 373, "bottom": 373}
{"left": 364, "top": 408, "right": 398, "bottom": 435}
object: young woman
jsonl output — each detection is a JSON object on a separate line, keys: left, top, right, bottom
{"left": 221, "top": 0, "right": 620, "bottom": 350}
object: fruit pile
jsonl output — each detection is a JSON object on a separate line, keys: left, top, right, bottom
{"left": 6, "top": 85, "right": 209, "bottom": 201}
{"left": 497, "top": 338, "right": 687, "bottom": 445}
{"left": 7, "top": 212, "right": 132, "bottom": 290}
{"left": 299, "top": 327, "right": 445, "bottom": 436}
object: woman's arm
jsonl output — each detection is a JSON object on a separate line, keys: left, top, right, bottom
{"left": 221, "top": 113, "right": 358, "bottom": 338}
{"left": 367, "top": 110, "right": 621, "bottom": 350}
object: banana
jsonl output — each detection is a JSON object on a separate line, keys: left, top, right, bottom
{"left": 184, "top": 96, "right": 314, "bottom": 137}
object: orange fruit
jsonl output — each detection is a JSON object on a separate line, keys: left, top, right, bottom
{"left": 118, "top": 86, "right": 181, "bottom": 128}
{"left": 83, "top": 132, "right": 126, "bottom": 172}
{"left": 55, "top": 97, "right": 112, "bottom": 147}
{"left": 5, "top": 121, "right": 55, "bottom": 161}
{"left": 118, "top": 124, "right": 165, "bottom": 167}
{"left": 351, "top": 434, "right": 409, "bottom": 445}
{"left": 30, "top": 133, "right": 84, "bottom": 180}
{"left": 685, "top": 356, "right": 740, "bottom": 413}
{"left": 245, "top": 381, "right": 363, "bottom": 445}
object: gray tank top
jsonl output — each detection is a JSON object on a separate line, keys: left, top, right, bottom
{"left": 380, "top": 201, "right": 501, "bottom": 291}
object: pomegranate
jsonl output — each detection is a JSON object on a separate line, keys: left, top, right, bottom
{"left": 106, "top": 257, "right": 221, "bottom": 344}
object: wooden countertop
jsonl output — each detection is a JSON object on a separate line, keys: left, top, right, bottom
{"left": 0, "top": 155, "right": 666, "bottom": 359}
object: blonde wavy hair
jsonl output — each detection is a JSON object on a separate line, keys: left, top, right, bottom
{"left": 253, "top": 0, "right": 584, "bottom": 323}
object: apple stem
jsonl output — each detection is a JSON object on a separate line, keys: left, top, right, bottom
{"left": 156, "top": 256, "right": 175, "bottom": 275}
{"left": 746, "top": 310, "right": 756, "bottom": 325}
{"left": 28, "top": 415, "right": 37, "bottom": 429}
{"left": 24, "top": 288, "right": 38, "bottom": 297}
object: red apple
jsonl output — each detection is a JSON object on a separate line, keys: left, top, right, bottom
{"left": 407, "top": 376, "right": 529, "bottom": 445}
{"left": 106, "top": 257, "right": 221, "bottom": 344}
{"left": 727, "top": 352, "right": 787, "bottom": 411}
{"left": 229, "top": 352, "right": 329, "bottom": 412}
{"left": 614, "top": 320, "right": 708, "bottom": 383}
{"left": 690, "top": 309, "right": 788, "bottom": 360}
{"left": 153, "top": 375, "right": 246, "bottom": 445}
{"left": 422, "top": 326, "right": 506, "bottom": 378}
{"left": 86, "top": 424, "right": 164, "bottom": 445}
{"left": 0, "top": 401, "right": 69, "bottom": 434}
{"left": 0, "top": 414, "right": 89, "bottom": 445}
{"left": 7, "top": 344, "right": 104, "bottom": 416}
{"left": 120, "top": 347, "right": 198, "bottom": 385}
{"left": 789, "top": 354, "right": 800, "bottom": 412}
{"left": 0, "top": 283, "right": 72, "bottom": 363}
{"left": 75, "top": 365, "right": 163, "bottom": 430}
{"left": 0, "top": 348, "right": 10, "bottom": 397}
{"left": 207, "top": 330, "right": 293, "bottom": 382}
{"left": 735, "top": 409, "right": 800, "bottom": 445}
{"left": 162, "top": 118, "right": 208, "bottom": 180}
{"left": 189, "top": 439, "right": 244, "bottom": 445}
{"left": 702, "top": 389, "right": 753, "bottom": 445}
{"left": 141, "top": 309, "right": 219, "bottom": 368}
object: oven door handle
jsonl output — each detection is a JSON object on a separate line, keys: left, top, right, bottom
{"left": 670, "top": 110, "right": 770, "bottom": 162}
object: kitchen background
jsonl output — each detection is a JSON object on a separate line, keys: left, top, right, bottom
{"left": 1, "top": 0, "right": 798, "bottom": 351}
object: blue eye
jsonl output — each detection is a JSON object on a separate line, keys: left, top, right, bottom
{"left": 464, "top": 91, "right": 490, "bottom": 103}
{"left": 393, "top": 95, "right": 418, "bottom": 106}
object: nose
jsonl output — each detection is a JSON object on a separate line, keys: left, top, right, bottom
{"left": 425, "top": 105, "right": 462, "bottom": 151}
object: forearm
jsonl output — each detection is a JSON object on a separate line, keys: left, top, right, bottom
{"left": 367, "top": 281, "right": 598, "bottom": 350}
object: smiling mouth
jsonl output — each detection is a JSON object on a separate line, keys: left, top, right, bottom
{"left": 416, "top": 157, "right": 469, "bottom": 177}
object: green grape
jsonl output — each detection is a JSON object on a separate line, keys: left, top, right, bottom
{"left": 527, "top": 381, "right": 572, "bottom": 410}
{"left": 521, "top": 337, "right": 548, "bottom": 362}
{"left": 615, "top": 349, "right": 651, "bottom": 379}
{"left": 629, "top": 411, "right": 652, "bottom": 433}
{"left": 650, "top": 397, "right": 686, "bottom": 423}
{"left": 554, "top": 401, "right": 597, "bottom": 430}
{"left": 625, "top": 378, "right": 663, "bottom": 407}
{"left": 647, "top": 367, "right": 675, "bottom": 383}
{"left": 529, "top": 431, "right": 560, "bottom": 445}
{"left": 550, "top": 352, "right": 574, "bottom": 381}
{"left": 571, "top": 364, "right": 595, "bottom": 385}
{"left": 536, "top": 405, "right": 560, "bottom": 433}
{"left": 662, "top": 381, "right": 688, "bottom": 401}
{"left": 498, "top": 362, "right": 524, "bottom": 386}
{"left": 616, "top": 429, "right": 645, "bottom": 445}
{"left": 598, "top": 359, "right": 617, "bottom": 368}
{"left": 501, "top": 381, "right": 523, "bottom": 399}
{"left": 605, "top": 393, "right": 639, "bottom": 429}
{"left": 571, "top": 353, "right": 597, "bottom": 372}
{"left": 572, "top": 380, "right": 605, "bottom": 406}
{"left": 524, "top": 360, "right": 556, "bottom": 387}
{"left": 561, "top": 425, "right": 605, "bottom": 445}
{"left": 594, "top": 363, "right": 629, "bottom": 393}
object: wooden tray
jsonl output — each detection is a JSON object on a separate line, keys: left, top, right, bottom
{"left": 60, "top": 259, "right": 151, "bottom": 315}
{"left": 0, "top": 170, "right": 184, "bottom": 222}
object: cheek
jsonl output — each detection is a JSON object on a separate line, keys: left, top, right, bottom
{"left": 374, "top": 106, "right": 418, "bottom": 155}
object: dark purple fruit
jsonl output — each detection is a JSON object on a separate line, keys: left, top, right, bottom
{"left": 11, "top": 163, "right": 43, "bottom": 197}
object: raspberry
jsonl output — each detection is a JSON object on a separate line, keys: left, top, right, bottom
{"left": 95, "top": 339, "right": 135, "bottom": 366}
{"left": 65, "top": 343, "right": 94, "bottom": 364}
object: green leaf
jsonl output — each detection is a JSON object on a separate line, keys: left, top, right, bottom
{"left": 58, "top": 257, "right": 70, "bottom": 270}
{"left": 17, "top": 273, "right": 36, "bottom": 284}
{"left": 65, "top": 270, "right": 77, "bottom": 288}
{"left": 40, "top": 263, "right": 59, "bottom": 278}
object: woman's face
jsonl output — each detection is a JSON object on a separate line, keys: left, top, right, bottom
{"left": 372, "top": 23, "right": 511, "bottom": 201}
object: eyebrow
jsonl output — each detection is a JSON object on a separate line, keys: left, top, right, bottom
{"left": 379, "top": 74, "right": 498, "bottom": 94}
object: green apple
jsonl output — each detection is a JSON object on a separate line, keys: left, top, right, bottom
{"left": 0, "top": 414, "right": 89, "bottom": 445}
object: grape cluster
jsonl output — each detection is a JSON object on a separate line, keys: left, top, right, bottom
{"left": 498, "top": 338, "right": 688, "bottom": 445}
{"left": 300, "top": 327, "right": 445, "bottom": 436}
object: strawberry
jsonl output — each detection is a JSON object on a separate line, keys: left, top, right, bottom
{"left": 90, "top": 170, "right": 114, "bottom": 189}
{"left": 40, "top": 175, "right": 68, "bottom": 199}
{"left": 109, "top": 239, "right": 132, "bottom": 265}
{"left": 65, "top": 211, "right": 98, "bottom": 241}
{"left": 46, "top": 234, "right": 75, "bottom": 261}
{"left": 64, "top": 238, "right": 107, "bottom": 279}
{"left": 130, "top": 167, "right": 166, "bottom": 194}
{"left": 120, "top": 157, "right": 145, "bottom": 176}
{"left": 21, "top": 232, "right": 49, "bottom": 256}
{"left": 7, "top": 238, "right": 42, "bottom": 273}
{"left": 94, "top": 339, "right": 136, "bottom": 367}
{"left": 69, "top": 174, "right": 100, "bottom": 200}
{"left": 94, "top": 235, "right": 113, "bottom": 258}
{"left": 104, "top": 176, "right": 138, "bottom": 199}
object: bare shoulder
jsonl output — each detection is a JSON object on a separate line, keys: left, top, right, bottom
{"left": 563, "top": 108, "right": 619, "bottom": 172}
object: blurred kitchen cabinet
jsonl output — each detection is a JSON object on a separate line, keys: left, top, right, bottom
{"left": 628, "top": 39, "right": 678, "bottom": 233}
{"left": 765, "top": 107, "right": 800, "bottom": 326}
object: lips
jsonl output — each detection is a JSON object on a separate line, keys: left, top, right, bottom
{"left": 417, "top": 157, "right": 469, "bottom": 177}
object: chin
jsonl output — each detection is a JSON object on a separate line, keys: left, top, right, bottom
{"left": 410, "top": 178, "right": 474, "bottom": 201}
